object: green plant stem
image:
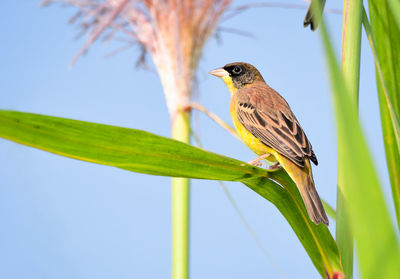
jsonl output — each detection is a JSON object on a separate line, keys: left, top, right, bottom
{"left": 336, "top": 1, "right": 362, "bottom": 278}
{"left": 341, "top": 0, "right": 362, "bottom": 104}
{"left": 366, "top": 2, "right": 400, "bottom": 231}
{"left": 171, "top": 110, "right": 191, "bottom": 279}
{"left": 335, "top": 189, "right": 353, "bottom": 277}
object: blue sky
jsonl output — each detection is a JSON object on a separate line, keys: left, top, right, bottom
{"left": 0, "top": 1, "right": 392, "bottom": 278}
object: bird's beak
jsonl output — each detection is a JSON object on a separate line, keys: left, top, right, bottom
{"left": 209, "top": 68, "right": 229, "bottom": 78}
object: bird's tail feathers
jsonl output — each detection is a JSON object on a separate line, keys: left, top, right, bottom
{"left": 278, "top": 155, "right": 329, "bottom": 226}
{"left": 298, "top": 173, "right": 329, "bottom": 226}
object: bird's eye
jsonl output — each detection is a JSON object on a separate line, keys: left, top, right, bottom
{"left": 232, "top": 66, "right": 242, "bottom": 75}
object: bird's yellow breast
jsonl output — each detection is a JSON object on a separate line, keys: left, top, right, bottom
{"left": 229, "top": 96, "right": 278, "bottom": 164}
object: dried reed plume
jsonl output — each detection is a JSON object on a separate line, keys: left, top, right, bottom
{"left": 41, "top": 0, "right": 232, "bottom": 119}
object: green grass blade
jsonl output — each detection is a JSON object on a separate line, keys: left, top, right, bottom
{"left": 336, "top": 0, "right": 363, "bottom": 277}
{"left": 362, "top": 8, "right": 400, "bottom": 151}
{"left": 368, "top": 0, "right": 400, "bottom": 231}
{"left": 318, "top": 13, "right": 400, "bottom": 279}
{"left": 0, "top": 110, "right": 343, "bottom": 277}
{"left": 341, "top": 0, "right": 362, "bottom": 104}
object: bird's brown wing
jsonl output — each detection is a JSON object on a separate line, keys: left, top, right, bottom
{"left": 236, "top": 85, "right": 318, "bottom": 167}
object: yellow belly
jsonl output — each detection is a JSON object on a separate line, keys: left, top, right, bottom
{"left": 230, "top": 99, "right": 278, "bottom": 164}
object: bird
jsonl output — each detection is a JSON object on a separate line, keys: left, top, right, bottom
{"left": 209, "top": 62, "right": 328, "bottom": 226}
{"left": 304, "top": 0, "right": 326, "bottom": 31}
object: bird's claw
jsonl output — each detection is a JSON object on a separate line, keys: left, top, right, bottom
{"left": 267, "top": 162, "right": 282, "bottom": 171}
{"left": 250, "top": 161, "right": 266, "bottom": 168}
{"left": 247, "top": 154, "right": 269, "bottom": 166}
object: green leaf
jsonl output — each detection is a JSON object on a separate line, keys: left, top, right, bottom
{"left": 321, "top": 200, "right": 336, "bottom": 221}
{"left": 0, "top": 110, "right": 343, "bottom": 277}
{"left": 368, "top": 0, "right": 400, "bottom": 231}
{"left": 244, "top": 174, "right": 342, "bottom": 277}
{"left": 387, "top": 0, "right": 400, "bottom": 30}
{"left": 336, "top": 1, "right": 362, "bottom": 277}
{"left": 0, "top": 110, "right": 265, "bottom": 180}
{"left": 319, "top": 14, "right": 400, "bottom": 279}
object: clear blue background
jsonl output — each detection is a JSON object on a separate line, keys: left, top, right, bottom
{"left": 0, "top": 1, "right": 392, "bottom": 278}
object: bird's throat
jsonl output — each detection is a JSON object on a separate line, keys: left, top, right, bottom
{"left": 222, "top": 76, "right": 237, "bottom": 96}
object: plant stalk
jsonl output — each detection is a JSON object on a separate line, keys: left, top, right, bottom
{"left": 171, "top": 110, "right": 191, "bottom": 279}
{"left": 336, "top": 0, "right": 362, "bottom": 278}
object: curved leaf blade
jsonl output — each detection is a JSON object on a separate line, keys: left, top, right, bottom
{"left": 0, "top": 110, "right": 265, "bottom": 181}
{"left": 0, "top": 110, "right": 343, "bottom": 277}
{"left": 244, "top": 174, "right": 342, "bottom": 277}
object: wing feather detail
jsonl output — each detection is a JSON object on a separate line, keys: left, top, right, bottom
{"left": 235, "top": 86, "right": 318, "bottom": 167}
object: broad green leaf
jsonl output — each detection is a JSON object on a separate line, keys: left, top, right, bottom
{"left": 0, "top": 110, "right": 342, "bottom": 277}
{"left": 0, "top": 111, "right": 265, "bottom": 180}
{"left": 368, "top": 0, "right": 400, "bottom": 231}
{"left": 319, "top": 15, "right": 400, "bottom": 279}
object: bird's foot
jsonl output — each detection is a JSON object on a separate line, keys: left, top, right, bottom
{"left": 267, "top": 162, "right": 282, "bottom": 171}
{"left": 247, "top": 154, "right": 269, "bottom": 167}
{"left": 252, "top": 161, "right": 267, "bottom": 167}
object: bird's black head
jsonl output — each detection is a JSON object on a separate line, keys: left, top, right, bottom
{"left": 223, "top": 62, "right": 264, "bottom": 89}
